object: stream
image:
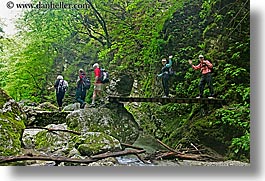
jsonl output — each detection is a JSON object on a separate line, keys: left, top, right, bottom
{"left": 20, "top": 129, "right": 249, "bottom": 167}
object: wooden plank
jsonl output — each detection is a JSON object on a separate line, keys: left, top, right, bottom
{"left": 107, "top": 96, "right": 225, "bottom": 104}
{"left": 34, "top": 111, "right": 72, "bottom": 114}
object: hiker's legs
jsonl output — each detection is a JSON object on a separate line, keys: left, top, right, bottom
{"left": 56, "top": 93, "right": 61, "bottom": 107}
{"left": 199, "top": 75, "right": 207, "bottom": 97}
{"left": 56, "top": 92, "right": 64, "bottom": 108}
{"left": 75, "top": 88, "right": 84, "bottom": 105}
{"left": 92, "top": 84, "right": 103, "bottom": 104}
{"left": 80, "top": 89, "right": 87, "bottom": 102}
{"left": 162, "top": 75, "right": 169, "bottom": 97}
{"left": 206, "top": 74, "right": 214, "bottom": 96}
{"left": 79, "top": 90, "right": 87, "bottom": 108}
{"left": 92, "top": 90, "right": 99, "bottom": 104}
{"left": 96, "top": 85, "right": 103, "bottom": 101}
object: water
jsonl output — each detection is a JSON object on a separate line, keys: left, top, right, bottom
{"left": 116, "top": 156, "right": 154, "bottom": 166}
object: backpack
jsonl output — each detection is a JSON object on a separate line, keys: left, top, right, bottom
{"left": 99, "top": 68, "right": 109, "bottom": 84}
{"left": 81, "top": 76, "right": 91, "bottom": 89}
{"left": 166, "top": 59, "right": 174, "bottom": 76}
{"left": 168, "top": 66, "right": 175, "bottom": 76}
{"left": 58, "top": 80, "right": 68, "bottom": 93}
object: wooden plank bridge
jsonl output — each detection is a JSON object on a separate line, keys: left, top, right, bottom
{"left": 107, "top": 96, "right": 225, "bottom": 105}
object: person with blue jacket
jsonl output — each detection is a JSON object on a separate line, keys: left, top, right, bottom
{"left": 157, "top": 55, "right": 173, "bottom": 98}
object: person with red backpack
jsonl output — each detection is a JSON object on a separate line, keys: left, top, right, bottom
{"left": 188, "top": 54, "right": 214, "bottom": 99}
{"left": 75, "top": 69, "right": 90, "bottom": 109}
{"left": 54, "top": 75, "right": 68, "bottom": 111}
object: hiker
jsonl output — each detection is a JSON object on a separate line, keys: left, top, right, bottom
{"left": 91, "top": 63, "right": 103, "bottom": 106}
{"left": 188, "top": 54, "right": 214, "bottom": 99}
{"left": 76, "top": 69, "right": 89, "bottom": 109}
{"left": 54, "top": 75, "right": 68, "bottom": 111}
{"left": 157, "top": 55, "right": 173, "bottom": 98}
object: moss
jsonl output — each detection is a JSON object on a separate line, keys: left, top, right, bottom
{"left": 34, "top": 131, "right": 51, "bottom": 149}
{"left": 66, "top": 104, "right": 139, "bottom": 144}
{"left": 34, "top": 129, "right": 75, "bottom": 153}
{"left": 36, "top": 102, "right": 58, "bottom": 111}
{"left": 77, "top": 144, "right": 93, "bottom": 156}
{"left": 75, "top": 132, "right": 121, "bottom": 156}
{"left": 0, "top": 89, "right": 26, "bottom": 157}
{"left": 66, "top": 115, "right": 81, "bottom": 131}
{"left": 0, "top": 89, "right": 11, "bottom": 108}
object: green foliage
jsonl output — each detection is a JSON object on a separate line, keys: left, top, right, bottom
{"left": 214, "top": 103, "right": 250, "bottom": 159}
{"left": 230, "top": 132, "right": 250, "bottom": 160}
{"left": 215, "top": 104, "right": 249, "bottom": 128}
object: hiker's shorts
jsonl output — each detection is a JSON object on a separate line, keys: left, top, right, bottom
{"left": 94, "top": 83, "right": 103, "bottom": 91}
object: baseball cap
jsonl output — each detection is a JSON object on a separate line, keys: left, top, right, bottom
{"left": 199, "top": 55, "right": 204, "bottom": 58}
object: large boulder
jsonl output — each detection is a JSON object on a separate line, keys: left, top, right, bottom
{"left": 0, "top": 88, "right": 26, "bottom": 156}
{"left": 66, "top": 102, "right": 139, "bottom": 144}
{"left": 29, "top": 124, "right": 72, "bottom": 153}
{"left": 75, "top": 132, "right": 121, "bottom": 156}
{"left": 25, "top": 123, "right": 121, "bottom": 158}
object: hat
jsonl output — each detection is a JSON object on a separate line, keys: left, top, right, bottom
{"left": 199, "top": 54, "right": 204, "bottom": 58}
{"left": 161, "top": 58, "right": 167, "bottom": 62}
{"left": 57, "top": 75, "right": 63, "bottom": 80}
{"left": 93, "top": 63, "right": 99, "bottom": 68}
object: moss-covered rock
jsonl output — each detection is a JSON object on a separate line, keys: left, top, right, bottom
{"left": 25, "top": 110, "right": 70, "bottom": 127}
{"left": 34, "top": 124, "right": 72, "bottom": 154}
{"left": 36, "top": 102, "right": 58, "bottom": 111}
{"left": 66, "top": 102, "right": 139, "bottom": 144}
{"left": 0, "top": 88, "right": 26, "bottom": 156}
{"left": 31, "top": 124, "right": 121, "bottom": 157}
{"left": 75, "top": 132, "right": 121, "bottom": 156}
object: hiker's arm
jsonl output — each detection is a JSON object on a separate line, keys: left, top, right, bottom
{"left": 54, "top": 80, "right": 59, "bottom": 88}
{"left": 76, "top": 76, "right": 81, "bottom": 84}
{"left": 65, "top": 81, "right": 69, "bottom": 90}
{"left": 192, "top": 64, "right": 201, "bottom": 70}
{"left": 157, "top": 73, "right": 163, "bottom": 78}
{"left": 166, "top": 56, "right": 173, "bottom": 68}
{"left": 189, "top": 60, "right": 201, "bottom": 70}
{"left": 189, "top": 59, "right": 197, "bottom": 70}
{"left": 95, "top": 76, "right": 99, "bottom": 83}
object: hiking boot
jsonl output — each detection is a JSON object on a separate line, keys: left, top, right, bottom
{"left": 162, "top": 95, "right": 169, "bottom": 98}
{"left": 80, "top": 102, "right": 86, "bottom": 109}
{"left": 58, "top": 107, "right": 62, "bottom": 111}
{"left": 196, "top": 95, "right": 202, "bottom": 99}
{"left": 100, "top": 98, "right": 105, "bottom": 104}
{"left": 90, "top": 103, "right": 95, "bottom": 108}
